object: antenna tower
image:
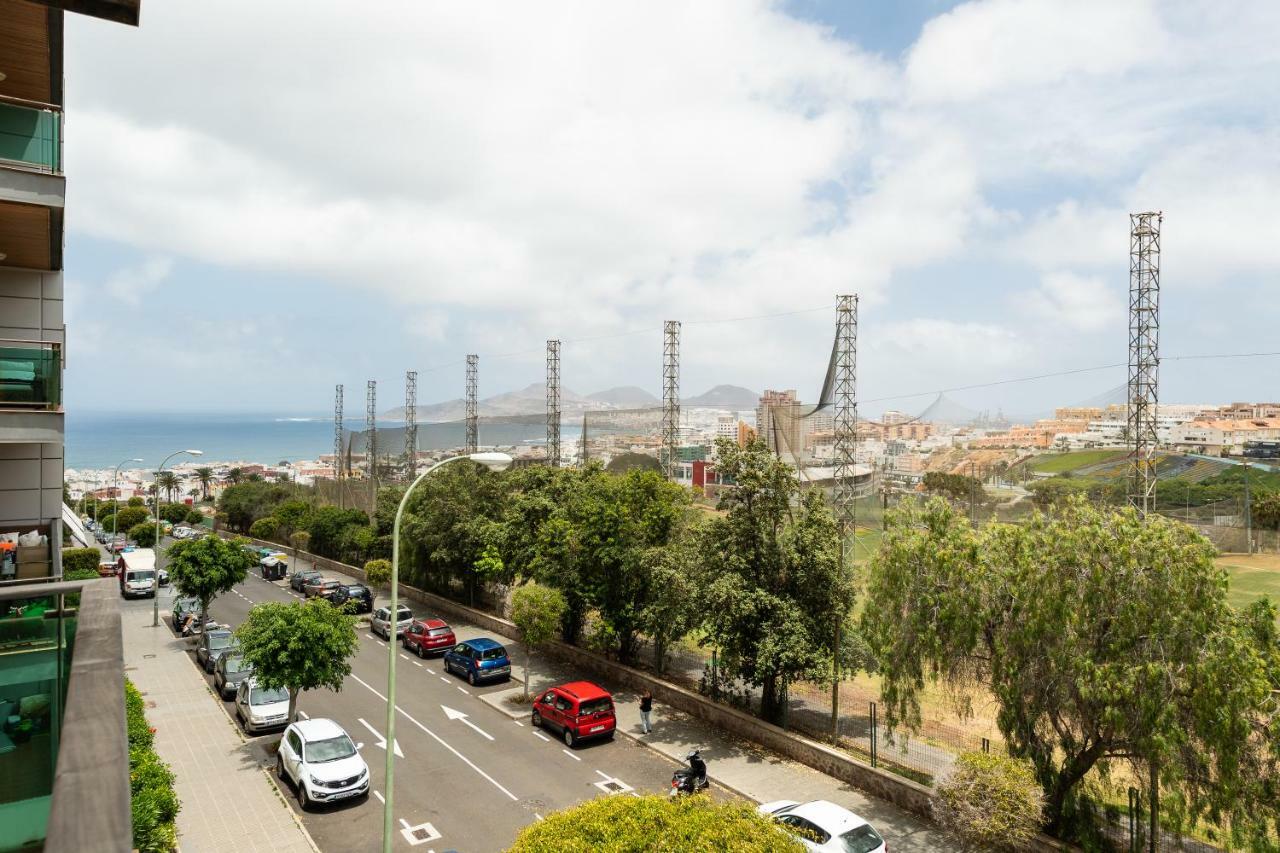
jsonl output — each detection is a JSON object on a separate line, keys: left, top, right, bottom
{"left": 546, "top": 340, "right": 561, "bottom": 467}
{"left": 1126, "top": 211, "right": 1162, "bottom": 515}
{"left": 404, "top": 370, "right": 418, "bottom": 478}
{"left": 832, "top": 295, "right": 859, "bottom": 533}
{"left": 465, "top": 355, "right": 478, "bottom": 454}
{"left": 662, "top": 321, "right": 681, "bottom": 480}
{"left": 366, "top": 379, "right": 377, "bottom": 506}
{"left": 333, "top": 384, "right": 344, "bottom": 509}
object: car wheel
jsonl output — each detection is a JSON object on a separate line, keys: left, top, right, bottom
{"left": 564, "top": 728, "right": 576, "bottom": 748}
{"left": 531, "top": 710, "right": 541, "bottom": 729}
{"left": 276, "top": 753, "right": 285, "bottom": 781}
{"left": 468, "top": 670, "right": 477, "bottom": 686}
{"left": 298, "top": 785, "right": 311, "bottom": 811}
{"left": 416, "top": 643, "right": 425, "bottom": 659}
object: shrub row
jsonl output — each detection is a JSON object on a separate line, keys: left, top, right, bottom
{"left": 125, "top": 679, "right": 179, "bottom": 852}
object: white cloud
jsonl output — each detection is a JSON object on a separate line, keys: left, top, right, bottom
{"left": 103, "top": 257, "right": 173, "bottom": 305}
{"left": 1016, "top": 272, "right": 1124, "bottom": 333}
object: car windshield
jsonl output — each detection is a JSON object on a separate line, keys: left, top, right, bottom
{"left": 129, "top": 571, "right": 155, "bottom": 581}
{"left": 250, "top": 685, "right": 288, "bottom": 705}
{"left": 225, "top": 658, "right": 252, "bottom": 677}
{"left": 480, "top": 647, "right": 505, "bottom": 661}
{"left": 578, "top": 697, "right": 612, "bottom": 716}
{"left": 427, "top": 627, "right": 451, "bottom": 637}
{"left": 347, "top": 586, "right": 366, "bottom": 595}
{"left": 837, "top": 825, "right": 885, "bottom": 853}
{"left": 396, "top": 609, "right": 412, "bottom": 620}
{"left": 305, "top": 734, "right": 356, "bottom": 763}
{"left": 208, "top": 633, "right": 233, "bottom": 650}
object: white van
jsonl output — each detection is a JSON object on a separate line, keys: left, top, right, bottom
{"left": 119, "top": 548, "right": 158, "bottom": 599}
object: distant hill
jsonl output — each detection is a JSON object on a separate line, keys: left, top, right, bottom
{"left": 586, "top": 386, "right": 659, "bottom": 407}
{"left": 683, "top": 385, "right": 759, "bottom": 410}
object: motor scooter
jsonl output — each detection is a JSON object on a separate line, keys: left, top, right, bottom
{"left": 669, "top": 749, "right": 709, "bottom": 797}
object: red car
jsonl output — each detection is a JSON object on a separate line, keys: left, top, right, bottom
{"left": 531, "top": 681, "right": 616, "bottom": 747}
{"left": 401, "top": 618, "right": 456, "bottom": 657}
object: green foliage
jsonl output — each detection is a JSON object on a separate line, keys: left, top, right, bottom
{"left": 290, "top": 530, "right": 311, "bottom": 556}
{"left": 167, "top": 535, "right": 255, "bottom": 620}
{"left": 234, "top": 599, "right": 359, "bottom": 722}
{"left": 249, "top": 516, "right": 279, "bottom": 541}
{"left": 126, "top": 679, "right": 179, "bottom": 852}
{"left": 184, "top": 509, "right": 205, "bottom": 526}
{"left": 303, "top": 505, "right": 371, "bottom": 561}
{"left": 194, "top": 467, "right": 214, "bottom": 500}
{"left": 862, "top": 495, "right": 1280, "bottom": 841}
{"left": 1254, "top": 492, "right": 1280, "bottom": 530}
{"left": 363, "top": 558, "right": 391, "bottom": 589}
{"left": 934, "top": 751, "right": 1045, "bottom": 850}
{"left": 274, "top": 500, "right": 313, "bottom": 536}
{"left": 697, "top": 439, "right": 856, "bottom": 725}
{"left": 637, "top": 525, "right": 701, "bottom": 676}
{"left": 127, "top": 496, "right": 145, "bottom": 508}
{"left": 155, "top": 472, "right": 180, "bottom": 503}
{"left": 505, "top": 793, "right": 803, "bottom": 853}
{"left": 1027, "top": 450, "right": 1127, "bottom": 475}
{"left": 922, "top": 471, "right": 984, "bottom": 502}
{"left": 217, "top": 481, "right": 291, "bottom": 532}
{"left": 511, "top": 581, "right": 568, "bottom": 698}
{"left": 159, "top": 503, "right": 190, "bottom": 525}
{"left": 129, "top": 522, "right": 159, "bottom": 549}
{"left": 113, "top": 505, "right": 151, "bottom": 533}
{"left": 62, "top": 547, "right": 102, "bottom": 580}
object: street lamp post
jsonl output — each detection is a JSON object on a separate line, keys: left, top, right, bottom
{"left": 111, "top": 458, "right": 144, "bottom": 551}
{"left": 382, "top": 451, "right": 512, "bottom": 853}
{"left": 153, "top": 449, "right": 203, "bottom": 627}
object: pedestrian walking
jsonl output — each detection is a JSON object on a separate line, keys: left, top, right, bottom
{"left": 639, "top": 690, "right": 654, "bottom": 734}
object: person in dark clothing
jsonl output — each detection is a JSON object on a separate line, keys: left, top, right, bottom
{"left": 639, "top": 689, "right": 654, "bottom": 734}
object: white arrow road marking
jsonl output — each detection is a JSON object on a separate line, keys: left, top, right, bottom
{"left": 399, "top": 818, "right": 442, "bottom": 846}
{"left": 441, "top": 705, "right": 494, "bottom": 741}
{"left": 350, "top": 673, "right": 517, "bottom": 801}
{"left": 358, "top": 717, "right": 405, "bottom": 758}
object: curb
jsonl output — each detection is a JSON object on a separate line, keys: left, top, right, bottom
{"left": 261, "top": 766, "right": 323, "bottom": 853}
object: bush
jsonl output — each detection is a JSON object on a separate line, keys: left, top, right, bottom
{"left": 249, "top": 517, "right": 279, "bottom": 541}
{"left": 506, "top": 794, "right": 803, "bottom": 852}
{"left": 125, "top": 679, "right": 179, "bottom": 852}
{"left": 127, "top": 497, "right": 145, "bottom": 508}
{"left": 934, "top": 751, "right": 1045, "bottom": 851}
{"left": 113, "top": 506, "right": 151, "bottom": 533}
{"left": 185, "top": 509, "right": 205, "bottom": 526}
{"left": 159, "top": 503, "right": 190, "bottom": 525}
{"left": 63, "top": 547, "right": 102, "bottom": 580}
{"left": 364, "top": 558, "right": 391, "bottom": 589}
{"left": 130, "top": 522, "right": 158, "bottom": 549}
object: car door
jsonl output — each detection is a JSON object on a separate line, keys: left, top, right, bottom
{"left": 448, "top": 643, "right": 470, "bottom": 674}
{"left": 235, "top": 680, "right": 249, "bottom": 720}
{"left": 284, "top": 729, "right": 305, "bottom": 783}
{"left": 535, "top": 691, "right": 558, "bottom": 729}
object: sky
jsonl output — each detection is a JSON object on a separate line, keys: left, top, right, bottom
{"left": 60, "top": 0, "right": 1280, "bottom": 419}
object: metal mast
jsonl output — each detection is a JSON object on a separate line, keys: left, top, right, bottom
{"left": 404, "top": 370, "right": 418, "bottom": 478}
{"left": 465, "top": 355, "right": 478, "bottom": 454}
{"left": 546, "top": 340, "right": 561, "bottom": 467}
{"left": 334, "top": 384, "right": 344, "bottom": 509}
{"left": 662, "top": 321, "right": 681, "bottom": 480}
{"left": 366, "top": 379, "right": 377, "bottom": 506}
{"left": 832, "top": 295, "right": 859, "bottom": 533}
{"left": 1126, "top": 211, "right": 1162, "bottom": 515}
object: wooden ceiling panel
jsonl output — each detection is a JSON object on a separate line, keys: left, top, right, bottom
{"left": 0, "top": 1, "right": 55, "bottom": 106}
{"left": 0, "top": 199, "right": 52, "bottom": 269}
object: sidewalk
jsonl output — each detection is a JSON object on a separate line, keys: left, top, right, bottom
{"left": 120, "top": 599, "right": 315, "bottom": 853}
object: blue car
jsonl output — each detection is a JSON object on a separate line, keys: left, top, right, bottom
{"left": 442, "top": 637, "right": 512, "bottom": 686}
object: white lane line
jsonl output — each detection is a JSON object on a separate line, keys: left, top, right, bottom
{"left": 595, "top": 770, "right": 611, "bottom": 780}
{"left": 533, "top": 731, "right": 551, "bottom": 742}
{"left": 373, "top": 790, "right": 385, "bottom": 804}
{"left": 562, "top": 748, "right": 581, "bottom": 761}
{"left": 456, "top": 686, "right": 470, "bottom": 695}
{"left": 366, "top": 634, "right": 377, "bottom": 641}
{"left": 376, "top": 640, "right": 386, "bottom": 648}
{"left": 535, "top": 813, "right": 543, "bottom": 821}
{"left": 412, "top": 660, "right": 422, "bottom": 667}
{"left": 513, "top": 720, "right": 524, "bottom": 727}
{"left": 440, "top": 677, "right": 450, "bottom": 683}
{"left": 349, "top": 673, "right": 518, "bottom": 802}
{"left": 298, "top": 711, "right": 309, "bottom": 720}
{"left": 400, "top": 653, "right": 411, "bottom": 661}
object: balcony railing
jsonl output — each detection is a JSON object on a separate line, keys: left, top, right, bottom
{"left": 0, "top": 340, "right": 62, "bottom": 410}
{"left": 0, "top": 95, "right": 62, "bottom": 174}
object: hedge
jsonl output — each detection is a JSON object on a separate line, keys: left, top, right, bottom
{"left": 62, "top": 547, "right": 102, "bottom": 580}
{"left": 125, "top": 679, "right": 179, "bottom": 852}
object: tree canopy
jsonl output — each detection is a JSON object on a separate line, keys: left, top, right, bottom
{"left": 129, "top": 522, "right": 158, "bottom": 549}
{"left": 862, "top": 495, "right": 1280, "bottom": 841}
{"left": 167, "top": 534, "right": 256, "bottom": 621}
{"left": 510, "top": 582, "right": 568, "bottom": 698}
{"left": 112, "top": 505, "right": 150, "bottom": 534}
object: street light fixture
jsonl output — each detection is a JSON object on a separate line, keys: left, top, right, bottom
{"left": 111, "top": 458, "right": 144, "bottom": 552}
{"left": 153, "top": 449, "right": 202, "bottom": 628}
{"left": 382, "top": 451, "right": 512, "bottom": 853}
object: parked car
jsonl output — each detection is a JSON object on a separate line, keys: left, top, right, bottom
{"left": 197, "top": 628, "right": 239, "bottom": 672}
{"left": 157, "top": 567, "right": 169, "bottom": 587}
{"left": 303, "top": 578, "right": 341, "bottom": 600}
{"left": 289, "top": 569, "right": 322, "bottom": 593}
{"left": 171, "top": 596, "right": 199, "bottom": 630}
{"left": 171, "top": 526, "right": 192, "bottom": 540}
{"left": 276, "top": 717, "right": 369, "bottom": 810}
{"left": 757, "top": 801, "right": 886, "bottom": 853}
{"left": 370, "top": 605, "right": 414, "bottom": 640}
{"left": 531, "top": 681, "right": 616, "bottom": 747}
{"left": 234, "top": 678, "right": 291, "bottom": 734}
{"left": 442, "top": 637, "right": 511, "bottom": 686}
{"left": 331, "top": 584, "right": 373, "bottom": 614}
{"left": 214, "top": 654, "right": 254, "bottom": 699}
{"left": 401, "top": 618, "right": 455, "bottom": 657}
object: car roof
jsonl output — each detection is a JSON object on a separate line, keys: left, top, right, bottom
{"left": 293, "top": 717, "right": 347, "bottom": 741}
{"left": 420, "top": 618, "right": 449, "bottom": 629}
{"left": 783, "top": 800, "right": 869, "bottom": 835}
{"left": 556, "top": 681, "right": 610, "bottom": 700}
{"left": 467, "top": 637, "right": 503, "bottom": 651}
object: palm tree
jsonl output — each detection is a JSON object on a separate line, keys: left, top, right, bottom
{"left": 226, "top": 467, "right": 244, "bottom": 485}
{"left": 194, "top": 467, "right": 214, "bottom": 501}
{"left": 156, "top": 471, "right": 180, "bottom": 503}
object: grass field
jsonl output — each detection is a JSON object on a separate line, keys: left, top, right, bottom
{"left": 1027, "top": 449, "right": 1128, "bottom": 475}
{"left": 1219, "top": 552, "right": 1280, "bottom": 612}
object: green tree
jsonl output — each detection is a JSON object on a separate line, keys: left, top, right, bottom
{"left": 862, "top": 495, "right": 1280, "bottom": 840}
{"left": 217, "top": 481, "right": 291, "bottom": 532}
{"left": 363, "top": 558, "right": 391, "bottom": 590}
{"left": 184, "top": 508, "right": 205, "bottom": 526}
{"left": 155, "top": 471, "right": 180, "bottom": 503}
{"left": 506, "top": 794, "right": 803, "bottom": 853}
{"left": 1254, "top": 492, "right": 1280, "bottom": 530}
{"left": 129, "top": 522, "right": 158, "bottom": 549}
{"left": 113, "top": 505, "right": 150, "bottom": 534}
{"left": 697, "top": 439, "right": 856, "bottom": 726}
{"left": 274, "top": 500, "right": 313, "bottom": 537}
{"left": 167, "top": 535, "right": 256, "bottom": 627}
{"left": 127, "top": 496, "right": 145, "bottom": 508}
{"left": 159, "top": 502, "right": 190, "bottom": 525}
{"left": 226, "top": 467, "right": 244, "bottom": 485}
{"left": 637, "top": 530, "right": 700, "bottom": 676}
{"left": 934, "top": 751, "right": 1045, "bottom": 851}
{"left": 510, "top": 582, "right": 568, "bottom": 699}
{"left": 249, "top": 516, "right": 279, "bottom": 541}
{"left": 290, "top": 530, "right": 311, "bottom": 569}
{"left": 194, "top": 467, "right": 214, "bottom": 501}
{"left": 62, "top": 547, "right": 102, "bottom": 580}
{"left": 234, "top": 599, "right": 359, "bottom": 723}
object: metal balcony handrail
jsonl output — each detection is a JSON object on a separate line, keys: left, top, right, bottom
{"left": 0, "top": 92, "right": 63, "bottom": 112}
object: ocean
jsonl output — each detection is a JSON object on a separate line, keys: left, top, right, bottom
{"left": 65, "top": 411, "right": 550, "bottom": 470}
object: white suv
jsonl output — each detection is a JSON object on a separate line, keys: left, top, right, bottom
{"left": 276, "top": 718, "right": 369, "bottom": 810}
{"left": 234, "top": 678, "right": 290, "bottom": 733}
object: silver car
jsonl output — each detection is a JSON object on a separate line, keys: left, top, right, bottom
{"left": 370, "top": 605, "right": 413, "bottom": 640}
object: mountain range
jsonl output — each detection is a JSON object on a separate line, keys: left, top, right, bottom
{"left": 383, "top": 383, "right": 758, "bottom": 422}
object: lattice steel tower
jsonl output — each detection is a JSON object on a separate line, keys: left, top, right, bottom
{"left": 662, "top": 321, "right": 681, "bottom": 480}
{"left": 1126, "top": 211, "right": 1162, "bottom": 515}
{"left": 465, "top": 355, "right": 478, "bottom": 454}
{"left": 366, "top": 380, "right": 377, "bottom": 503}
{"left": 546, "top": 340, "right": 561, "bottom": 467}
{"left": 404, "top": 370, "right": 418, "bottom": 478}
{"left": 333, "top": 384, "right": 344, "bottom": 509}
{"left": 832, "top": 295, "right": 859, "bottom": 533}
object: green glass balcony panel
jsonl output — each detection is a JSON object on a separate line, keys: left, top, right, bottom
{"left": 0, "top": 102, "right": 61, "bottom": 173}
{"left": 0, "top": 345, "right": 61, "bottom": 409}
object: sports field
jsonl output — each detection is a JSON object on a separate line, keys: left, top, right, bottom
{"left": 1219, "top": 552, "right": 1280, "bottom": 612}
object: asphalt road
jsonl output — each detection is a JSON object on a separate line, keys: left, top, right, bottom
{"left": 127, "top": 545, "right": 707, "bottom": 853}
